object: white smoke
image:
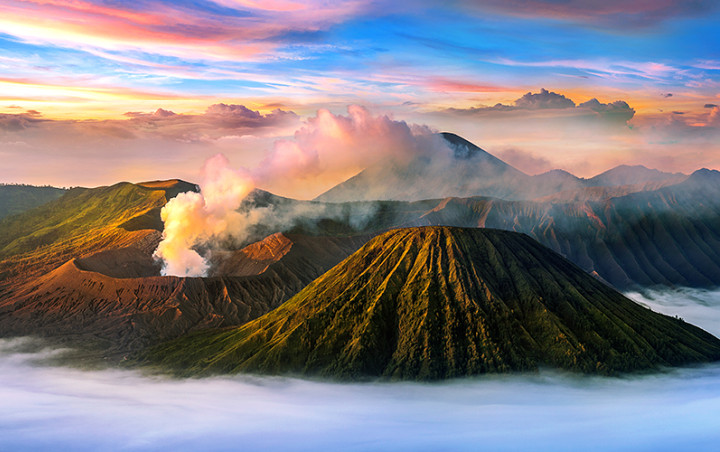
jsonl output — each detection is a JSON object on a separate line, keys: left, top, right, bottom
{"left": 154, "top": 106, "right": 451, "bottom": 276}
{"left": 154, "top": 154, "right": 254, "bottom": 276}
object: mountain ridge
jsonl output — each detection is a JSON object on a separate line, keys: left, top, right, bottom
{"left": 0, "top": 184, "right": 66, "bottom": 219}
{"left": 314, "top": 133, "right": 687, "bottom": 203}
{"left": 146, "top": 227, "right": 720, "bottom": 379}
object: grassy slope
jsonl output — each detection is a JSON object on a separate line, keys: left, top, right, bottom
{"left": 0, "top": 181, "right": 193, "bottom": 287}
{"left": 147, "top": 227, "right": 720, "bottom": 380}
{"left": 0, "top": 185, "right": 65, "bottom": 219}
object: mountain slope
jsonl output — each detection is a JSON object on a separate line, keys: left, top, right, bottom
{"left": 411, "top": 169, "right": 720, "bottom": 289}
{"left": 148, "top": 227, "right": 720, "bottom": 379}
{"left": 314, "top": 133, "right": 684, "bottom": 203}
{"left": 587, "top": 165, "right": 686, "bottom": 187}
{"left": 239, "top": 169, "right": 720, "bottom": 290}
{"left": 315, "top": 133, "right": 530, "bottom": 202}
{"left": 0, "top": 232, "right": 367, "bottom": 353}
{"left": 0, "top": 184, "right": 66, "bottom": 219}
{"left": 0, "top": 179, "right": 196, "bottom": 289}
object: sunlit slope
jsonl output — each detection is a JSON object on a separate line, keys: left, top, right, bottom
{"left": 0, "top": 184, "right": 66, "bottom": 219}
{"left": 149, "top": 227, "right": 720, "bottom": 379}
{"left": 0, "top": 180, "right": 195, "bottom": 287}
{"left": 0, "top": 231, "right": 367, "bottom": 352}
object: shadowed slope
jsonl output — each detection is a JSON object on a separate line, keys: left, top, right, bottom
{"left": 412, "top": 169, "right": 720, "bottom": 289}
{"left": 148, "top": 227, "right": 720, "bottom": 379}
{"left": 0, "top": 184, "right": 66, "bottom": 219}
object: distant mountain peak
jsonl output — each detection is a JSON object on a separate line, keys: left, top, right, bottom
{"left": 689, "top": 167, "right": 720, "bottom": 180}
{"left": 314, "top": 133, "right": 527, "bottom": 202}
{"left": 588, "top": 165, "right": 685, "bottom": 187}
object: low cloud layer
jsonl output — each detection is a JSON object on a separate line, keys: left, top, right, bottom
{"left": 2, "top": 331, "right": 720, "bottom": 450}
{"left": 626, "top": 288, "right": 720, "bottom": 337}
{"left": 0, "top": 104, "right": 299, "bottom": 188}
{"left": 122, "top": 104, "right": 299, "bottom": 141}
{"left": 424, "top": 89, "right": 720, "bottom": 177}
{"left": 494, "top": 148, "right": 554, "bottom": 175}
{"left": 1, "top": 97, "right": 719, "bottom": 189}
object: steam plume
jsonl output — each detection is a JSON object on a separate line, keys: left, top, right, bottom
{"left": 154, "top": 106, "right": 450, "bottom": 277}
{"left": 154, "top": 154, "right": 254, "bottom": 276}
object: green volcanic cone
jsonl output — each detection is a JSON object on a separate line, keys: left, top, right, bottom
{"left": 148, "top": 226, "right": 720, "bottom": 379}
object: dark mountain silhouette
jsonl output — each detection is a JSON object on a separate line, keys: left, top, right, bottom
{"left": 147, "top": 227, "right": 720, "bottom": 379}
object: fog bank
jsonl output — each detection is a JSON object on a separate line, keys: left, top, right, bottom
{"left": 2, "top": 335, "right": 720, "bottom": 451}
{"left": 626, "top": 288, "right": 720, "bottom": 336}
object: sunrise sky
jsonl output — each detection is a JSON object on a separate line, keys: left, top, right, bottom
{"left": 1, "top": 0, "right": 719, "bottom": 197}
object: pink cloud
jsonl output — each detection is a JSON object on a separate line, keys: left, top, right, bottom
{"left": 426, "top": 78, "right": 509, "bottom": 93}
{"left": 494, "top": 148, "right": 553, "bottom": 175}
{"left": 0, "top": 0, "right": 370, "bottom": 62}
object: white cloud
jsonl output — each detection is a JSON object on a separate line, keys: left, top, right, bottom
{"left": 2, "top": 290, "right": 720, "bottom": 451}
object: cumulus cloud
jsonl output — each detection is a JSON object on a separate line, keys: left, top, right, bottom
{"left": 578, "top": 98, "right": 636, "bottom": 123}
{"left": 0, "top": 112, "right": 43, "bottom": 131}
{"left": 444, "top": 89, "right": 635, "bottom": 124}
{"left": 254, "top": 105, "right": 443, "bottom": 194}
{"left": 120, "top": 104, "right": 299, "bottom": 141}
{"left": 514, "top": 88, "right": 576, "bottom": 109}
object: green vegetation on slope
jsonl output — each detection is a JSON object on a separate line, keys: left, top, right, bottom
{"left": 147, "top": 227, "right": 720, "bottom": 380}
{"left": 0, "top": 184, "right": 65, "bottom": 219}
{"left": 0, "top": 180, "right": 195, "bottom": 286}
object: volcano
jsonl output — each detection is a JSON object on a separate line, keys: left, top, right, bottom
{"left": 148, "top": 227, "right": 720, "bottom": 379}
{"left": 315, "top": 133, "right": 684, "bottom": 203}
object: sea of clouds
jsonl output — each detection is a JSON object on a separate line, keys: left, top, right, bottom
{"left": 2, "top": 289, "right": 720, "bottom": 451}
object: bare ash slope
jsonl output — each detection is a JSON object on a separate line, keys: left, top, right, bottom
{"left": 0, "top": 179, "right": 369, "bottom": 354}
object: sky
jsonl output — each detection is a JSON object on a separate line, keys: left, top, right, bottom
{"left": 0, "top": 0, "right": 719, "bottom": 196}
